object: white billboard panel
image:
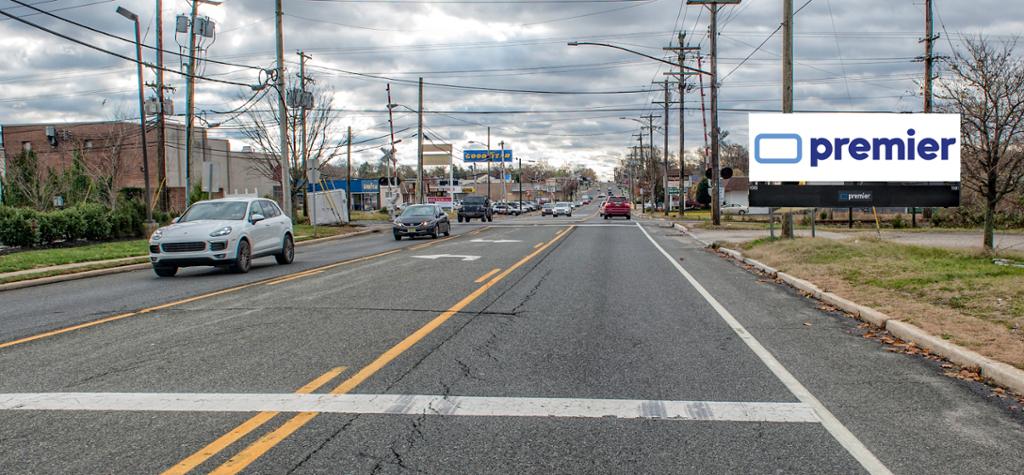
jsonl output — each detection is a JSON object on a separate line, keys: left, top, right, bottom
{"left": 748, "top": 113, "right": 961, "bottom": 182}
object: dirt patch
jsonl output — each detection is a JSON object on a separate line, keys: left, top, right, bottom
{"left": 741, "top": 238, "right": 1024, "bottom": 370}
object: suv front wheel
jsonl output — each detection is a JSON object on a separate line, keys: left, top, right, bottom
{"left": 231, "top": 239, "right": 252, "bottom": 273}
{"left": 275, "top": 234, "right": 294, "bottom": 265}
{"left": 153, "top": 266, "right": 177, "bottom": 277}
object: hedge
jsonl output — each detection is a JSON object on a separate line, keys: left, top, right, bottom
{"left": 0, "top": 202, "right": 147, "bottom": 248}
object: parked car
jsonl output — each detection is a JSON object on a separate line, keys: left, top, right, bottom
{"left": 394, "top": 204, "right": 451, "bottom": 240}
{"left": 149, "top": 197, "right": 294, "bottom": 277}
{"left": 721, "top": 203, "right": 748, "bottom": 215}
{"left": 541, "top": 203, "right": 554, "bottom": 216}
{"left": 493, "top": 203, "right": 510, "bottom": 215}
{"left": 458, "top": 195, "right": 492, "bottom": 222}
{"left": 552, "top": 201, "right": 573, "bottom": 217}
{"left": 602, "top": 196, "right": 631, "bottom": 219}
{"left": 507, "top": 203, "right": 523, "bottom": 216}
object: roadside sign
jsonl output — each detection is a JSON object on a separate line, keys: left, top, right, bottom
{"left": 463, "top": 150, "right": 513, "bottom": 163}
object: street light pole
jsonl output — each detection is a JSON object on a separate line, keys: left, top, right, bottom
{"left": 117, "top": 7, "right": 153, "bottom": 226}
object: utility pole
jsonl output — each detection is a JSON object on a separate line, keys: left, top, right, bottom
{"left": 297, "top": 51, "right": 313, "bottom": 221}
{"left": 783, "top": 0, "right": 793, "bottom": 114}
{"left": 923, "top": 0, "right": 935, "bottom": 112}
{"left": 118, "top": 7, "right": 153, "bottom": 226}
{"left": 182, "top": 0, "right": 199, "bottom": 208}
{"left": 486, "top": 127, "right": 491, "bottom": 200}
{"left": 665, "top": 32, "right": 700, "bottom": 216}
{"left": 417, "top": 77, "right": 424, "bottom": 204}
{"left": 782, "top": 0, "right": 794, "bottom": 238}
{"left": 347, "top": 126, "right": 352, "bottom": 217}
{"left": 662, "top": 81, "right": 670, "bottom": 215}
{"left": 688, "top": 0, "right": 739, "bottom": 225}
{"left": 155, "top": 0, "right": 167, "bottom": 212}
{"left": 499, "top": 140, "right": 507, "bottom": 201}
{"left": 274, "top": 0, "right": 292, "bottom": 219}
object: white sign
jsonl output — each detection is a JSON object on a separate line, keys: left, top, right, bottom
{"left": 412, "top": 254, "right": 481, "bottom": 261}
{"left": 748, "top": 113, "right": 961, "bottom": 182}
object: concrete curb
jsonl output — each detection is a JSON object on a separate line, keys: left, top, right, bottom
{"left": 672, "top": 223, "right": 712, "bottom": 247}
{"left": 712, "top": 244, "right": 1024, "bottom": 397}
{"left": 0, "top": 226, "right": 384, "bottom": 293}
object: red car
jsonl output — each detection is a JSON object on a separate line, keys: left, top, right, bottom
{"left": 601, "top": 196, "right": 631, "bottom": 219}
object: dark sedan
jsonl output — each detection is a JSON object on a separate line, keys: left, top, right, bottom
{"left": 393, "top": 204, "right": 451, "bottom": 240}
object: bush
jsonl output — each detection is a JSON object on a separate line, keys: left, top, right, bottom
{"left": 71, "top": 203, "right": 112, "bottom": 241}
{"left": 892, "top": 214, "right": 906, "bottom": 229}
{"left": 0, "top": 206, "right": 40, "bottom": 247}
{"left": 110, "top": 201, "right": 145, "bottom": 238}
{"left": 37, "top": 210, "right": 69, "bottom": 243}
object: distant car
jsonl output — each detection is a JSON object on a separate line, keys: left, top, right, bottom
{"left": 393, "top": 204, "right": 451, "bottom": 240}
{"left": 722, "top": 203, "right": 748, "bottom": 215}
{"left": 149, "top": 197, "right": 294, "bottom": 277}
{"left": 493, "top": 203, "right": 510, "bottom": 215}
{"left": 507, "top": 203, "right": 523, "bottom": 216}
{"left": 552, "top": 201, "right": 573, "bottom": 217}
{"left": 597, "top": 194, "right": 606, "bottom": 200}
{"left": 541, "top": 203, "right": 554, "bottom": 216}
{"left": 602, "top": 196, "right": 631, "bottom": 219}
{"left": 458, "top": 195, "right": 492, "bottom": 222}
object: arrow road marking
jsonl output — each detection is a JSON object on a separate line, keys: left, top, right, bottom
{"left": 469, "top": 239, "right": 522, "bottom": 243}
{"left": 412, "top": 254, "right": 481, "bottom": 261}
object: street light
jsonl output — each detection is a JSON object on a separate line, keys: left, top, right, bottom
{"left": 116, "top": 6, "right": 154, "bottom": 228}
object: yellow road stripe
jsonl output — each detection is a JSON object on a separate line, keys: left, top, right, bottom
{"left": 263, "top": 250, "right": 400, "bottom": 286}
{"left": 210, "top": 226, "right": 575, "bottom": 474}
{"left": 408, "top": 235, "right": 456, "bottom": 251}
{"left": 474, "top": 268, "right": 501, "bottom": 283}
{"left": 160, "top": 366, "right": 347, "bottom": 475}
{"left": 533, "top": 242, "right": 543, "bottom": 249}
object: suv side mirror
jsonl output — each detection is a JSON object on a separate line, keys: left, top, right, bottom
{"left": 250, "top": 213, "right": 266, "bottom": 223}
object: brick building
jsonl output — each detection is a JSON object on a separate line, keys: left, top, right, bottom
{"left": 0, "top": 120, "right": 279, "bottom": 211}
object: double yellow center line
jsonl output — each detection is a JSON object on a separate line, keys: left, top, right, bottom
{"left": 167, "top": 225, "right": 574, "bottom": 474}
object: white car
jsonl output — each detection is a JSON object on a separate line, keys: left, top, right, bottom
{"left": 721, "top": 203, "right": 749, "bottom": 215}
{"left": 149, "top": 197, "right": 294, "bottom": 277}
{"left": 552, "top": 201, "right": 573, "bottom": 217}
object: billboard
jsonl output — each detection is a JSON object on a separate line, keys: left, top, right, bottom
{"left": 463, "top": 150, "right": 513, "bottom": 163}
{"left": 749, "top": 113, "right": 960, "bottom": 183}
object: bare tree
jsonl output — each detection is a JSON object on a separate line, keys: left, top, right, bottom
{"left": 937, "top": 37, "right": 1024, "bottom": 251}
{"left": 78, "top": 120, "right": 134, "bottom": 210}
{"left": 235, "top": 83, "right": 345, "bottom": 219}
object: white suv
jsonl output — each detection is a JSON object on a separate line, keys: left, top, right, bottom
{"left": 149, "top": 197, "right": 294, "bottom": 277}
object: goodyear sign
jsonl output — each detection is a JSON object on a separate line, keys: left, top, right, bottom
{"left": 749, "top": 113, "right": 960, "bottom": 183}
{"left": 463, "top": 149, "right": 513, "bottom": 163}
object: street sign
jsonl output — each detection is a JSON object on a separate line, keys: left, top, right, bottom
{"left": 668, "top": 180, "right": 680, "bottom": 195}
{"left": 463, "top": 150, "right": 513, "bottom": 163}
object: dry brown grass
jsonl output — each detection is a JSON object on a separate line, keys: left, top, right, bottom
{"left": 741, "top": 238, "right": 1024, "bottom": 369}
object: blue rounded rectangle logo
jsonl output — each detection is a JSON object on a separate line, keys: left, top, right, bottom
{"left": 754, "top": 133, "right": 802, "bottom": 164}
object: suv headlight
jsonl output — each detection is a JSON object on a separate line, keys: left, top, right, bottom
{"left": 209, "top": 226, "right": 233, "bottom": 237}
{"left": 151, "top": 229, "right": 164, "bottom": 241}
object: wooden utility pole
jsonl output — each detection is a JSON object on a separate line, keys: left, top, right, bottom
{"left": 782, "top": 0, "right": 794, "bottom": 238}
{"left": 662, "top": 81, "right": 670, "bottom": 216}
{"left": 687, "top": 0, "right": 739, "bottom": 225}
{"left": 183, "top": 0, "right": 199, "bottom": 208}
{"left": 346, "top": 126, "right": 352, "bottom": 215}
{"left": 155, "top": 0, "right": 167, "bottom": 212}
{"left": 275, "top": 0, "right": 292, "bottom": 218}
{"left": 923, "top": 0, "right": 934, "bottom": 113}
{"left": 417, "top": 77, "right": 424, "bottom": 204}
{"left": 665, "top": 33, "right": 700, "bottom": 216}
{"left": 297, "top": 51, "right": 313, "bottom": 220}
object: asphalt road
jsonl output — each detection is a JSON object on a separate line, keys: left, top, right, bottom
{"left": 1, "top": 196, "right": 1023, "bottom": 474}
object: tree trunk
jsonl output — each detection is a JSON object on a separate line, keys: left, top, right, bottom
{"left": 984, "top": 198, "right": 996, "bottom": 252}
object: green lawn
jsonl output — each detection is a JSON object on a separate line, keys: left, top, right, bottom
{"left": 740, "top": 237, "right": 1024, "bottom": 369}
{"left": 0, "top": 240, "right": 150, "bottom": 274}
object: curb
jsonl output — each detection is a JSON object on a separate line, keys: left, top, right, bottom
{"left": 0, "top": 226, "right": 384, "bottom": 293}
{"left": 710, "top": 244, "right": 1024, "bottom": 397}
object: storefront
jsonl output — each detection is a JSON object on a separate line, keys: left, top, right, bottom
{"left": 309, "top": 178, "right": 381, "bottom": 211}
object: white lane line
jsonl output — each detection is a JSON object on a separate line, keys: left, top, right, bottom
{"left": 462, "top": 223, "right": 635, "bottom": 228}
{"left": 0, "top": 393, "right": 819, "bottom": 423}
{"left": 635, "top": 222, "right": 892, "bottom": 475}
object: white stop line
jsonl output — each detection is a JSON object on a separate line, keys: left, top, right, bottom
{"left": 0, "top": 393, "right": 820, "bottom": 423}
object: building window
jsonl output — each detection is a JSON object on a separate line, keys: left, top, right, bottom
{"left": 84, "top": 140, "right": 93, "bottom": 149}
{"left": 21, "top": 141, "right": 31, "bottom": 152}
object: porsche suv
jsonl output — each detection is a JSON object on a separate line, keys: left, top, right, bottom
{"left": 148, "top": 197, "right": 294, "bottom": 277}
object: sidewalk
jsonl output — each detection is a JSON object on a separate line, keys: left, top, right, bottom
{"left": 0, "top": 256, "right": 147, "bottom": 281}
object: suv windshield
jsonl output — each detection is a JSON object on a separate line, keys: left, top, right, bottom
{"left": 401, "top": 205, "right": 436, "bottom": 217}
{"left": 179, "top": 201, "right": 249, "bottom": 222}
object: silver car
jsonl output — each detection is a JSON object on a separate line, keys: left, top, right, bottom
{"left": 148, "top": 197, "right": 294, "bottom": 277}
{"left": 552, "top": 201, "right": 573, "bottom": 217}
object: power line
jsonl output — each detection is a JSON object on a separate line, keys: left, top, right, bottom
{"left": 719, "top": 0, "right": 815, "bottom": 82}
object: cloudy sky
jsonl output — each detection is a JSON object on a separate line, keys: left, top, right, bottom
{"left": 1, "top": 0, "right": 1020, "bottom": 179}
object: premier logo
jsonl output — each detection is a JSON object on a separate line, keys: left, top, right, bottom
{"left": 754, "top": 129, "right": 957, "bottom": 167}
